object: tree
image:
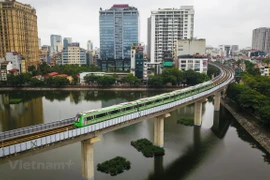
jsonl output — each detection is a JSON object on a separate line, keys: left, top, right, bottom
{"left": 263, "top": 58, "right": 270, "bottom": 64}
{"left": 84, "top": 75, "right": 99, "bottom": 84}
{"left": 183, "top": 70, "right": 209, "bottom": 86}
{"left": 207, "top": 65, "right": 219, "bottom": 79}
{"left": 245, "top": 61, "right": 260, "bottom": 76}
{"left": 122, "top": 74, "right": 140, "bottom": 86}
{"left": 148, "top": 75, "right": 163, "bottom": 87}
{"left": 28, "top": 65, "right": 36, "bottom": 72}
{"left": 161, "top": 68, "right": 183, "bottom": 85}
{"left": 44, "top": 76, "right": 54, "bottom": 86}
{"left": 97, "top": 76, "right": 116, "bottom": 87}
{"left": 259, "top": 106, "right": 270, "bottom": 125}
{"left": 29, "top": 78, "right": 44, "bottom": 86}
{"left": 72, "top": 74, "right": 79, "bottom": 85}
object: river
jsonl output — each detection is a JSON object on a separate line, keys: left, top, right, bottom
{"left": 0, "top": 91, "right": 269, "bottom": 180}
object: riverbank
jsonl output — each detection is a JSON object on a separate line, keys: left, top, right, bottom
{"left": 221, "top": 99, "right": 270, "bottom": 153}
{"left": 0, "top": 86, "right": 181, "bottom": 91}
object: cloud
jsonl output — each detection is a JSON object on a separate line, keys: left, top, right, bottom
{"left": 20, "top": 0, "right": 270, "bottom": 49}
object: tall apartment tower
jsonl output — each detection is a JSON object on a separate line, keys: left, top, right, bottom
{"left": 38, "top": 38, "right": 41, "bottom": 50}
{"left": 148, "top": 6, "right": 195, "bottom": 63}
{"left": 87, "top": 40, "right": 93, "bottom": 51}
{"left": 99, "top": 4, "right": 139, "bottom": 60}
{"left": 252, "top": 27, "right": 270, "bottom": 54}
{"left": 50, "top": 35, "right": 62, "bottom": 54}
{"left": 0, "top": 0, "right": 39, "bottom": 72}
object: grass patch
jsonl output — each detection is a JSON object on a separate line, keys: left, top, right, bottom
{"left": 177, "top": 118, "right": 194, "bottom": 126}
{"left": 131, "top": 138, "right": 165, "bottom": 157}
{"left": 97, "top": 156, "right": 131, "bottom": 176}
{"left": 9, "top": 98, "right": 22, "bottom": 104}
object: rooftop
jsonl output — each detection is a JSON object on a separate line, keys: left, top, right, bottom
{"left": 178, "top": 54, "right": 208, "bottom": 59}
{"left": 100, "top": 4, "right": 137, "bottom": 11}
{"left": 110, "top": 4, "right": 129, "bottom": 9}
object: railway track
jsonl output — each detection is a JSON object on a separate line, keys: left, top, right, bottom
{"left": 0, "top": 125, "right": 74, "bottom": 148}
{"left": 0, "top": 63, "right": 234, "bottom": 149}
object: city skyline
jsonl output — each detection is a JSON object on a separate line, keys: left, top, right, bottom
{"left": 19, "top": 0, "right": 270, "bottom": 50}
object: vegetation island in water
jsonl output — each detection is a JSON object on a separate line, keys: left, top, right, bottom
{"left": 97, "top": 156, "right": 131, "bottom": 176}
{"left": 177, "top": 118, "right": 194, "bottom": 126}
{"left": 131, "top": 138, "right": 165, "bottom": 157}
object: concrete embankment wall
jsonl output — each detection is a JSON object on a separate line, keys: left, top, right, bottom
{"left": 221, "top": 100, "right": 270, "bottom": 153}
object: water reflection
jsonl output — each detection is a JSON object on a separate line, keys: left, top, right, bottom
{"left": 148, "top": 106, "right": 230, "bottom": 180}
{"left": 0, "top": 91, "right": 269, "bottom": 180}
{"left": 0, "top": 91, "right": 164, "bottom": 132}
{"left": 0, "top": 94, "right": 44, "bottom": 132}
{"left": 211, "top": 110, "right": 231, "bottom": 139}
{"left": 231, "top": 119, "right": 270, "bottom": 164}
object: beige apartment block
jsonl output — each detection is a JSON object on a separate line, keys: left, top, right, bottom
{"left": 0, "top": 0, "right": 39, "bottom": 72}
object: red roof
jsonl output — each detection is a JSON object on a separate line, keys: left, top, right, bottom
{"left": 8, "top": 69, "right": 19, "bottom": 73}
{"left": 110, "top": 4, "right": 129, "bottom": 9}
{"left": 57, "top": 74, "right": 68, "bottom": 77}
{"left": 44, "top": 72, "right": 59, "bottom": 78}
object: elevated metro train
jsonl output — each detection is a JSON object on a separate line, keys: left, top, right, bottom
{"left": 74, "top": 79, "right": 217, "bottom": 128}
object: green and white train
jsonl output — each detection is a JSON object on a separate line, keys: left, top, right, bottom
{"left": 74, "top": 80, "right": 215, "bottom": 128}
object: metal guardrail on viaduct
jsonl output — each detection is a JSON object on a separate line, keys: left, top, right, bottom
{"left": 0, "top": 62, "right": 235, "bottom": 159}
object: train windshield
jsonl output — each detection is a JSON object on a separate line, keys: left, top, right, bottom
{"left": 75, "top": 114, "right": 81, "bottom": 122}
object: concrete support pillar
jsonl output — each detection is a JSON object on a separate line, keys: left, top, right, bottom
{"left": 222, "top": 89, "right": 227, "bottom": 99}
{"left": 81, "top": 137, "right": 100, "bottom": 180}
{"left": 154, "top": 113, "right": 170, "bottom": 147}
{"left": 214, "top": 91, "right": 221, "bottom": 111}
{"left": 194, "top": 101, "right": 203, "bottom": 126}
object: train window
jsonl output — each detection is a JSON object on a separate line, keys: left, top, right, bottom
{"left": 139, "top": 103, "right": 144, "bottom": 107}
{"left": 146, "top": 102, "right": 152, "bottom": 106}
{"left": 111, "top": 109, "right": 120, "bottom": 114}
{"left": 75, "top": 114, "right": 81, "bottom": 122}
{"left": 87, "top": 116, "right": 94, "bottom": 121}
{"left": 96, "top": 113, "right": 106, "bottom": 119}
{"left": 126, "top": 106, "right": 133, "bottom": 111}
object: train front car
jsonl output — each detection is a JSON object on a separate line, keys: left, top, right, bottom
{"left": 74, "top": 113, "right": 83, "bottom": 128}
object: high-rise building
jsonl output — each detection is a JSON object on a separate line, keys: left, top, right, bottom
{"left": 252, "top": 27, "right": 270, "bottom": 54}
{"left": 62, "top": 43, "right": 86, "bottom": 65}
{"left": 50, "top": 35, "right": 62, "bottom": 54}
{"left": 87, "top": 40, "right": 93, "bottom": 51}
{"left": 148, "top": 6, "right": 195, "bottom": 63}
{"left": 130, "top": 44, "right": 144, "bottom": 79}
{"left": 175, "top": 39, "right": 206, "bottom": 57}
{"left": 56, "top": 41, "right": 63, "bottom": 52}
{"left": 38, "top": 38, "right": 41, "bottom": 50}
{"left": 0, "top": 0, "right": 39, "bottom": 72}
{"left": 147, "top": 17, "right": 151, "bottom": 60}
{"left": 231, "top": 45, "right": 239, "bottom": 52}
{"left": 63, "top": 38, "right": 69, "bottom": 49}
{"left": 40, "top": 45, "right": 51, "bottom": 63}
{"left": 99, "top": 4, "right": 139, "bottom": 60}
{"left": 65, "top": 37, "right": 72, "bottom": 43}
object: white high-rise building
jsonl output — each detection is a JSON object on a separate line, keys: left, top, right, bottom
{"left": 252, "top": 27, "right": 270, "bottom": 54}
{"left": 50, "top": 35, "right": 62, "bottom": 54}
{"left": 87, "top": 40, "right": 93, "bottom": 51}
{"left": 56, "top": 41, "right": 63, "bottom": 52}
{"left": 148, "top": 6, "right": 195, "bottom": 63}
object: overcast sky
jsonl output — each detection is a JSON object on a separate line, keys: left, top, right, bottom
{"left": 20, "top": 0, "right": 270, "bottom": 50}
